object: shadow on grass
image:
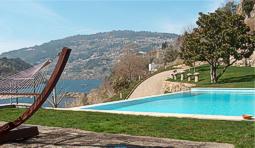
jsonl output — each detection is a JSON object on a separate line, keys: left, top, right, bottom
{"left": 219, "top": 75, "right": 255, "bottom": 84}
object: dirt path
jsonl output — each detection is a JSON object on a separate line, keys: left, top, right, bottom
{"left": 129, "top": 69, "right": 187, "bottom": 99}
{"left": 1, "top": 123, "right": 233, "bottom": 148}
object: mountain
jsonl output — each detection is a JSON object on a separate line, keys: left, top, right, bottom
{"left": 0, "top": 57, "right": 31, "bottom": 78}
{"left": 0, "top": 30, "right": 178, "bottom": 79}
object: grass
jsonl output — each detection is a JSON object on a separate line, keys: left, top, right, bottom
{"left": 0, "top": 108, "right": 254, "bottom": 147}
{"left": 167, "top": 65, "right": 255, "bottom": 88}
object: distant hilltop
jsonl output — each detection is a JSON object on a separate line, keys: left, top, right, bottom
{"left": 0, "top": 30, "right": 178, "bottom": 79}
{"left": 0, "top": 57, "right": 31, "bottom": 78}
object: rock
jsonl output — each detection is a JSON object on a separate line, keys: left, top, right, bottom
{"left": 86, "top": 88, "right": 112, "bottom": 105}
{"left": 161, "top": 81, "right": 195, "bottom": 94}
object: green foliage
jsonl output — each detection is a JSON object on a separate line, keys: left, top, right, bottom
{"left": 110, "top": 77, "right": 130, "bottom": 92}
{"left": 180, "top": 31, "right": 202, "bottom": 67}
{"left": 162, "top": 43, "right": 179, "bottom": 64}
{"left": 181, "top": 10, "right": 255, "bottom": 83}
{"left": 0, "top": 108, "right": 254, "bottom": 147}
{"left": 242, "top": 0, "right": 255, "bottom": 17}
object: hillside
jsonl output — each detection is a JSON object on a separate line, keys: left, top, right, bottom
{"left": 0, "top": 57, "right": 31, "bottom": 78}
{"left": 0, "top": 30, "right": 178, "bottom": 79}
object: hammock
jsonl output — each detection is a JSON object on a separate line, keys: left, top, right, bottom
{"left": 0, "top": 47, "right": 71, "bottom": 140}
{"left": 0, "top": 59, "right": 51, "bottom": 99}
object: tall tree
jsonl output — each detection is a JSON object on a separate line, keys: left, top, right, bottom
{"left": 181, "top": 10, "right": 255, "bottom": 83}
{"left": 180, "top": 31, "right": 201, "bottom": 72}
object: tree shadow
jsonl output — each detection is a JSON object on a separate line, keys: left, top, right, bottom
{"left": 218, "top": 75, "right": 255, "bottom": 84}
{"left": 6, "top": 129, "right": 174, "bottom": 148}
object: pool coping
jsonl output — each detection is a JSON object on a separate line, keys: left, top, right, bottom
{"left": 62, "top": 88, "right": 255, "bottom": 121}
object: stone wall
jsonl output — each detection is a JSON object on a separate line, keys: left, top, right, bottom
{"left": 161, "top": 81, "right": 195, "bottom": 94}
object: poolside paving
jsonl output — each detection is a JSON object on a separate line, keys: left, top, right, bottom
{"left": 0, "top": 123, "right": 234, "bottom": 148}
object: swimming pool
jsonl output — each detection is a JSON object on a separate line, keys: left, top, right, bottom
{"left": 77, "top": 88, "right": 255, "bottom": 120}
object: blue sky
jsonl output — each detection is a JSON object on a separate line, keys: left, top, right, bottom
{"left": 0, "top": 0, "right": 228, "bottom": 53}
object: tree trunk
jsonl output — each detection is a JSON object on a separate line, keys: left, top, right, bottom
{"left": 193, "top": 61, "right": 196, "bottom": 73}
{"left": 210, "top": 64, "right": 217, "bottom": 83}
{"left": 244, "top": 58, "right": 248, "bottom": 67}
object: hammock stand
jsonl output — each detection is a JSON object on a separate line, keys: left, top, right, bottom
{"left": 0, "top": 47, "right": 71, "bottom": 143}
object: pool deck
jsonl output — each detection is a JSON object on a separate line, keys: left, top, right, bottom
{"left": 63, "top": 89, "right": 255, "bottom": 121}
{"left": 60, "top": 107, "right": 250, "bottom": 121}
{"left": 0, "top": 122, "right": 234, "bottom": 148}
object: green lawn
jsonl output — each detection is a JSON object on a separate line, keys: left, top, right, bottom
{"left": 0, "top": 108, "right": 254, "bottom": 148}
{"left": 168, "top": 65, "right": 255, "bottom": 88}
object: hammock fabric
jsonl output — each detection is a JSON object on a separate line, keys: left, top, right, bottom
{"left": 0, "top": 60, "right": 51, "bottom": 99}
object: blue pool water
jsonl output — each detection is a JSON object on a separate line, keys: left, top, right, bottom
{"left": 83, "top": 89, "right": 255, "bottom": 116}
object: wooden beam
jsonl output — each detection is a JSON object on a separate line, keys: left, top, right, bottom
{"left": 0, "top": 126, "right": 39, "bottom": 143}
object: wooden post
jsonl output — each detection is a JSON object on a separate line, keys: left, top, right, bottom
{"left": 53, "top": 87, "right": 57, "bottom": 108}
{"left": 180, "top": 72, "right": 184, "bottom": 81}
{"left": 10, "top": 82, "right": 12, "bottom": 105}
{"left": 33, "top": 79, "right": 36, "bottom": 103}
{"left": 187, "top": 73, "right": 192, "bottom": 82}
{"left": 120, "top": 92, "right": 123, "bottom": 99}
{"left": 15, "top": 83, "right": 18, "bottom": 104}
{"left": 194, "top": 72, "right": 200, "bottom": 82}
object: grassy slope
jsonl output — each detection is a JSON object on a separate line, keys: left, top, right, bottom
{"left": 168, "top": 65, "right": 255, "bottom": 88}
{"left": 0, "top": 108, "right": 254, "bottom": 148}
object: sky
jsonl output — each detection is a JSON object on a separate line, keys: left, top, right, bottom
{"left": 0, "top": 0, "right": 228, "bottom": 54}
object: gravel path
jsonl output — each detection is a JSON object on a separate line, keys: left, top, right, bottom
{"left": 129, "top": 69, "right": 187, "bottom": 99}
{"left": 1, "top": 123, "right": 234, "bottom": 148}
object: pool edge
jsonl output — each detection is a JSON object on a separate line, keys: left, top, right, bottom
{"left": 59, "top": 88, "right": 255, "bottom": 121}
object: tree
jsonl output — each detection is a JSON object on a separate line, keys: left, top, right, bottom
{"left": 180, "top": 31, "right": 202, "bottom": 72}
{"left": 162, "top": 43, "right": 179, "bottom": 65}
{"left": 242, "top": 0, "right": 255, "bottom": 17}
{"left": 111, "top": 50, "right": 148, "bottom": 92}
{"left": 181, "top": 10, "right": 255, "bottom": 83}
